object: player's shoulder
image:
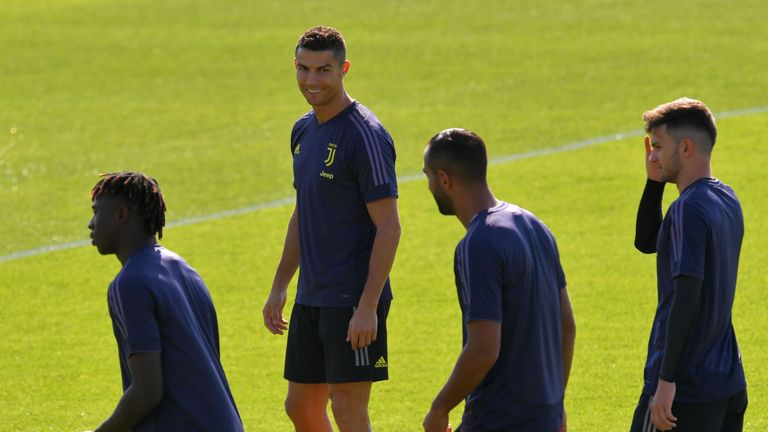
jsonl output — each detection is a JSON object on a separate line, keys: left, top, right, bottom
{"left": 676, "top": 179, "right": 721, "bottom": 208}
{"left": 670, "top": 186, "right": 712, "bottom": 225}
{"left": 344, "top": 102, "right": 392, "bottom": 140}
{"left": 461, "top": 214, "right": 508, "bottom": 254}
{"left": 292, "top": 110, "right": 315, "bottom": 135}
{"left": 481, "top": 202, "right": 534, "bottom": 232}
{"left": 116, "top": 246, "right": 186, "bottom": 287}
{"left": 483, "top": 202, "right": 557, "bottom": 244}
{"left": 349, "top": 101, "right": 379, "bottom": 122}
{"left": 294, "top": 109, "right": 314, "bottom": 125}
{"left": 709, "top": 178, "right": 740, "bottom": 203}
{"left": 112, "top": 261, "right": 147, "bottom": 297}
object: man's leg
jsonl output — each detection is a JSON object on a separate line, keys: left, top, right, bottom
{"left": 320, "top": 302, "right": 390, "bottom": 431}
{"left": 286, "top": 382, "right": 333, "bottom": 432}
{"left": 329, "top": 381, "right": 372, "bottom": 432}
{"left": 720, "top": 389, "right": 747, "bottom": 432}
{"left": 284, "top": 305, "right": 332, "bottom": 431}
{"left": 668, "top": 397, "right": 729, "bottom": 432}
{"left": 629, "top": 390, "right": 747, "bottom": 432}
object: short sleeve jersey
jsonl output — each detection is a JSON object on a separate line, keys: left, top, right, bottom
{"left": 107, "top": 245, "right": 243, "bottom": 431}
{"left": 644, "top": 178, "right": 746, "bottom": 402}
{"left": 291, "top": 101, "right": 398, "bottom": 307}
{"left": 454, "top": 202, "right": 566, "bottom": 429}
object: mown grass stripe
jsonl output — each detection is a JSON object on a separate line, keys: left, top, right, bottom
{"left": 2, "top": 105, "right": 766, "bottom": 264}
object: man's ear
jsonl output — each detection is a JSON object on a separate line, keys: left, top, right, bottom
{"left": 437, "top": 169, "right": 451, "bottom": 189}
{"left": 681, "top": 137, "right": 696, "bottom": 158}
{"left": 342, "top": 60, "right": 350, "bottom": 75}
{"left": 116, "top": 205, "right": 132, "bottom": 225}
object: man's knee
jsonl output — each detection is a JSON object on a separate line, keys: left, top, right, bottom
{"left": 329, "top": 384, "right": 371, "bottom": 430}
{"left": 330, "top": 397, "right": 369, "bottom": 430}
{"left": 284, "top": 393, "right": 305, "bottom": 420}
{"left": 285, "top": 384, "right": 328, "bottom": 421}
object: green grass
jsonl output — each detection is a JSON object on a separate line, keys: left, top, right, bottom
{"left": 1, "top": 0, "right": 767, "bottom": 430}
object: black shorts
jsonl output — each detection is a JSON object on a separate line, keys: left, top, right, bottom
{"left": 284, "top": 302, "right": 390, "bottom": 384}
{"left": 630, "top": 389, "right": 747, "bottom": 432}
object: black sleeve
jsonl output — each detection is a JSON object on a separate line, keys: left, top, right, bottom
{"left": 634, "top": 179, "right": 665, "bottom": 253}
{"left": 659, "top": 275, "right": 703, "bottom": 382}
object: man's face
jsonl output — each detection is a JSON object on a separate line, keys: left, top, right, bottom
{"left": 648, "top": 125, "right": 682, "bottom": 183}
{"left": 423, "top": 152, "right": 455, "bottom": 216}
{"left": 88, "top": 195, "right": 123, "bottom": 255}
{"left": 295, "top": 48, "right": 349, "bottom": 108}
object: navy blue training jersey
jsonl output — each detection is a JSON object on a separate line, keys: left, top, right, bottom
{"left": 644, "top": 178, "right": 746, "bottom": 402}
{"left": 454, "top": 202, "right": 566, "bottom": 431}
{"left": 107, "top": 245, "right": 243, "bottom": 431}
{"left": 291, "top": 101, "right": 398, "bottom": 307}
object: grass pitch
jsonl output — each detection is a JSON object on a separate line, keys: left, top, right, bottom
{"left": 1, "top": 0, "right": 767, "bottom": 430}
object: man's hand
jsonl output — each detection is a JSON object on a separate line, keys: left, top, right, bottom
{"left": 645, "top": 136, "right": 663, "bottom": 182}
{"left": 650, "top": 379, "right": 677, "bottom": 431}
{"left": 423, "top": 407, "right": 451, "bottom": 432}
{"left": 347, "top": 305, "right": 377, "bottom": 350}
{"left": 263, "top": 288, "right": 288, "bottom": 335}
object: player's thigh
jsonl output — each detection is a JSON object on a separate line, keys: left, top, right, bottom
{"left": 670, "top": 398, "right": 730, "bottom": 432}
{"left": 319, "top": 302, "right": 390, "bottom": 384}
{"left": 284, "top": 304, "right": 327, "bottom": 383}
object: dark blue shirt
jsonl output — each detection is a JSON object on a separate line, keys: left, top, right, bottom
{"left": 107, "top": 245, "right": 243, "bottom": 431}
{"left": 291, "top": 101, "right": 398, "bottom": 307}
{"left": 644, "top": 178, "right": 746, "bottom": 402}
{"left": 454, "top": 202, "right": 566, "bottom": 431}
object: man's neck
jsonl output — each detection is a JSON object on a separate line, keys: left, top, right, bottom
{"left": 456, "top": 186, "right": 499, "bottom": 229}
{"left": 314, "top": 92, "right": 353, "bottom": 124}
{"left": 117, "top": 237, "right": 157, "bottom": 266}
{"left": 676, "top": 162, "right": 712, "bottom": 194}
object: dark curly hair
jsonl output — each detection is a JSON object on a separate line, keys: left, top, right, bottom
{"left": 91, "top": 172, "right": 167, "bottom": 239}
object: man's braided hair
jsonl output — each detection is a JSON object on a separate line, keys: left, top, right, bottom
{"left": 91, "top": 172, "right": 167, "bottom": 239}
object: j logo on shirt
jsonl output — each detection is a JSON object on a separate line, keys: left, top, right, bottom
{"left": 324, "top": 143, "right": 337, "bottom": 166}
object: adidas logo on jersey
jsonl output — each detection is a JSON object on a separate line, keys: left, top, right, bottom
{"left": 374, "top": 356, "right": 388, "bottom": 368}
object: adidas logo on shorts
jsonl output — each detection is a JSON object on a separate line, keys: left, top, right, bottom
{"left": 374, "top": 356, "right": 388, "bottom": 368}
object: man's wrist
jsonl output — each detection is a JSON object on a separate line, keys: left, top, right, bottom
{"left": 270, "top": 283, "right": 288, "bottom": 293}
{"left": 429, "top": 399, "right": 450, "bottom": 417}
{"left": 356, "top": 299, "right": 378, "bottom": 311}
{"left": 356, "top": 288, "right": 380, "bottom": 310}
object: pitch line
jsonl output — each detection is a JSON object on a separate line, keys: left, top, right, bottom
{"left": 2, "top": 105, "right": 767, "bottom": 264}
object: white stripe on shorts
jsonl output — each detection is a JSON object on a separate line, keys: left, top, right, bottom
{"left": 642, "top": 396, "right": 653, "bottom": 432}
{"left": 351, "top": 306, "right": 371, "bottom": 367}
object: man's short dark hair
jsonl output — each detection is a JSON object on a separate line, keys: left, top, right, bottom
{"left": 91, "top": 171, "right": 167, "bottom": 239}
{"left": 295, "top": 26, "right": 346, "bottom": 64}
{"left": 643, "top": 97, "right": 717, "bottom": 151}
{"left": 425, "top": 128, "right": 488, "bottom": 184}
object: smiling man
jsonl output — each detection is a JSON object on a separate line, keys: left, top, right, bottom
{"left": 262, "top": 26, "right": 400, "bottom": 432}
